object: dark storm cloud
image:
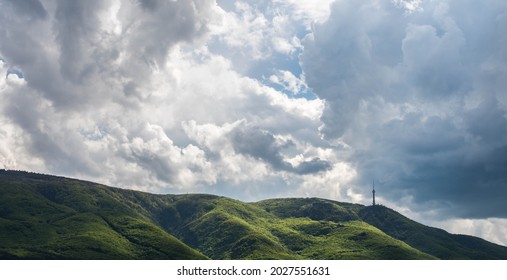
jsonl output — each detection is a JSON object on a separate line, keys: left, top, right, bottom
{"left": 464, "top": 99, "right": 507, "bottom": 145}
{"left": 355, "top": 109, "right": 507, "bottom": 218}
{"left": 230, "top": 126, "right": 331, "bottom": 175}
{"left": 303, "top": 0, "right": 507, "bottom": 219}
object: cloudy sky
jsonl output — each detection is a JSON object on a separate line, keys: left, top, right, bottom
{"left": 1, "top": 0, "right": 507, "bottom": 246}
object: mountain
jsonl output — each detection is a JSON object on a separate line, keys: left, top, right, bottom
{"left": 1, "top": 170, "right": 506, "bottom": 259}
{"left": 359, "top": 206, "right": 507, "bottom": 259}
{"left": 0, "top": 170, "right": 206, "bottom": 260}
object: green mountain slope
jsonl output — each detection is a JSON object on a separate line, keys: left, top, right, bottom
{"left": 359, "top": 205, "right": 507, "bottom": 259}
{"left": 0, "top": 171, "right": 206, "bottom": 259}
{"left": 161, "top": 196, "right": 433, "bottom": 259}
{"left": 1, "top": 170, "right": 506, "bottom": 259}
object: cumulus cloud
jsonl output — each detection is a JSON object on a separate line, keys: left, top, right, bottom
{"left": 303, "top": 0, "right": 507, "bottom": 219}
{"left": 0, "top": 60, "right": 29, "bottom": 170}
{"left": 117, "top": 122, "right": 215, "bottom": 188}
{"left": 230, "top": 124, "right": 331, "bottom": 174}
{"left": 269, "top": 70, "right": 308, "bottom": 95}
{"left": 1, "top": 0, "right": 48, "bottom": 20}
{"left": 272, "top": 0, "right": 336, "bottom": 25}
{"left": 211, "top": 1, "right": 288, "bottom": 60}
{"left": 0, "top": 0, "right": 332, "bottom": 196}
{"left": 208, "top": 0, "right": 327, "bottom": 79}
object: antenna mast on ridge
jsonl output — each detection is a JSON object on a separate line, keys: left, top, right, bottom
{"left": 372, "top": 180, "right": 376, "bottom": 206}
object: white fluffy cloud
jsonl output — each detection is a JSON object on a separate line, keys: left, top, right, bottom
{"left": 433, "top": 218, "right": 507, "bottom": 248}
{"left": 0, "top": 60, "right": 30, "bottom": 170}
{"left": 269, "top": 70, "right": 308, "bottom": 95}
{"left": 208, "top": 1, "right": 291, "bottom": 68}
{"left": 273, "top": 0, "right": 336, "bottom": 25}
{"left": 0, "top": 0, "right": 336, "bottom": 198}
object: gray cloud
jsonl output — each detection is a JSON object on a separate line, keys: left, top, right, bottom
{"left": 231, "top": 126, "right": 290, "bottom": 171}
{"left": 464, "top": 99, "right": 507, "bottom": 145}
{"left": 230, "top": 125, "right": 331, "bottom": 175}
{"left": 4, "top": 87, "right": 100, "bottom": 176}
{"left": 1, "top": 0, "right": 216, "bottom": 109}
{"left": 303, "top": 0, "right": 507, "bottom": 219}
{"left": 0, "top": 0, "right": 224, "bottom": 188}
{"left": 54, "top": 0, "right": 104, "bottom": 84}
{"left": 293, "top": 157, "right": 333, "bottom": 175}
{"left": 1, "top": 0, "right": 330, "bottom": 195}
{"left": 127, "top": 0, "right": 212, "bottom": 65}
{"left": 1, "top": 0, "right": 47, "bottom": 20}
{"left": 355, "top": 109, "right": 507, "bottom": 218}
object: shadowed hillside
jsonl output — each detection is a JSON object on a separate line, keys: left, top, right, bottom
{"left": 359, "top": 205, "right": 507, "bottom": 259}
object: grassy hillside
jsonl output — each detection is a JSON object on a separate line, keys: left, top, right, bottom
{"left": 1, "top": 170, "right": 506, "bottom": 259}
{"left": 160, "top": 196, "right": 434, "bottom": 259}
{"left": 359, "top": 205, "right": 507, "bottom": 259}
{"left": 0, "top": 171, "right": 206, "bottom": 259}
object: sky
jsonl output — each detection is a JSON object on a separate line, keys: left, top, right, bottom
{"left": 0, "top": 0, "right": 506, "bottom": 246}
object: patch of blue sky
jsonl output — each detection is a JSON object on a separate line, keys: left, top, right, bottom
{"left": 264, "top": 75, "right": 316, "bottom": 101}
{"left": 253, "top": 48, "right": 318, "bottom": 100}
{"left": 267, "top": 81, "right": 303, "bottom": 97}
{"left": 6, "top": 68, "right": 24, "bottom": 79}
{"left": 79, "top": 125, "right": 108, "bottom": 141}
